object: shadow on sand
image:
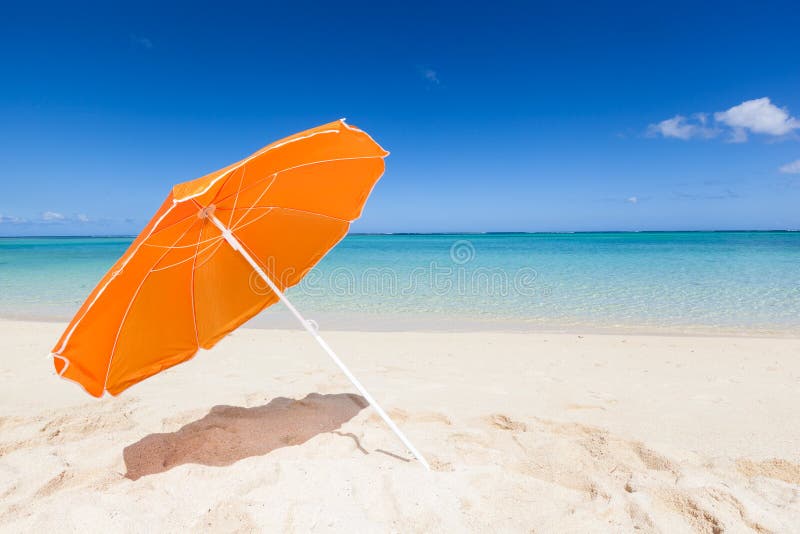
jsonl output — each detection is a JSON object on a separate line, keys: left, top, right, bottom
{"left": 123, "top": 392, "right": 367, "bottom": 480}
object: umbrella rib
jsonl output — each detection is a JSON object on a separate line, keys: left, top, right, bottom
{"left": 227, "top": 165, "right": 247, "bottom": 227}
{"left": 210, "top": 155, "right": 383, "bottom": 208}
{"left": 146, "top": 201, "right": 222, "bottom": 250}
{"left": 227, "top": 206, "right": 351, "bottom": 233}
{"left": 145, "top": 210, "right": 200, "bottom": 238}
{"left": 53, "top": 202, "right": 179, "bottom": 357}
{"left": 148, "top": 237, "right": 223, "bottom": 272}
{"left": 273, "top": 206, "right": 351, "bottom": 224}
{"left": 176, "top": 128, "right": 341, "bottom": 203}
{"left": 190, "top": 205, "right": 345, "bottom": 275}
{"left": 226, "top": 207, "right": 274, "bottom": 233}
{"left": 278, "top": 205, "right": 351, "bottom": 223}
{"left": 189, "top": 198, "right": 227, "bottom": 271}
{"left": 102, "top": 218, "right": 201, "bottom": 394}
{"left": 143, "top": 234, "right": 223, "bottom": 250}
{"left": 189, "top": 219, "right": 203, "bottom": 349}
{"left": 231, "top": 174, "right": 278, "bottom": 229}
{"left": 192, "top": 240, "right": 224, "bottom": 271}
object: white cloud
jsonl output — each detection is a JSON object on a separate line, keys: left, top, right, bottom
{"left": 714, "top": 98, "right": 799, "bottom": 141}
{"left": 0, "top": 214, "right": 25, "bottom": 224}
{"left": 420, "top": 67, "right": 440, "bottom": 85}
{"left": 0, "top": 212, "right": 104, "bottom": 227}
{"left": 647, "top": 114, "right": 717, "bottom": 140}
{"left": 41, "top": 211, "right": 66, "bottom": 221}
{"left": 779, "top": 159, "right": 800, "bottom": 174}
{"left": 648, "top": 116, "right": 693, "bottom": 140}
{"left": 131, "top": 35, "right": 154, "bottom": 50}
{"left": 41, "top": 212, "right": 95, "bottom": 223}
{"left": 626, "top": 196, "right": 639, "bottom": 204}
{"left": 648, "top": 97, "right": 799, "bottom": 143}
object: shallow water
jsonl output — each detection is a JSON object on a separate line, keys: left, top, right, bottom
{"left": 1, "top": 232, "right": 798, "bottom": 334}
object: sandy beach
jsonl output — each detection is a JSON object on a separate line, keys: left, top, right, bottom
{"left": 0, "top": 319, "right": 798, "bottom": 532}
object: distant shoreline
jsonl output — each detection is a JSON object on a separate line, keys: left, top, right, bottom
{"left": 1, "top": 229, "right": 799, "bottom": 239}
{"left": 6, "top": 313, "right": 799, "bottom": 340}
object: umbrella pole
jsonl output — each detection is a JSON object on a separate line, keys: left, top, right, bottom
{"left": 211, "top": 216, "right": 431, "bottom": 471}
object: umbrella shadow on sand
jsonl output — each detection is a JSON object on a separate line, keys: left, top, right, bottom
{"left": 123, "top": 392, "right": 367, "bottom": 480}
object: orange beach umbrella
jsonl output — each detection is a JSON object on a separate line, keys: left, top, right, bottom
{"left": 50, "top": 119, "right": 429, "bottom": 469}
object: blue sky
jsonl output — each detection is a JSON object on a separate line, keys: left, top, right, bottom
{"left": 1, "top": 0, "right": 799, "bottom": 235}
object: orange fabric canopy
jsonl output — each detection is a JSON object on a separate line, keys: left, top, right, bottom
{"left": 52, "top": 120, "right": 388, "bottom": 397}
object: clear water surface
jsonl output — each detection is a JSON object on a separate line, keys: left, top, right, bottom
{"left": 1, "top": 232, "right": 798, "bottom": 334}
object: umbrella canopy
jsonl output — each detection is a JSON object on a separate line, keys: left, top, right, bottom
{"left": 51, "top": 120, "right": 387, "bottom": 397}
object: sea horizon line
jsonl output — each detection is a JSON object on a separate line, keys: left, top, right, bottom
{"left": 1, "top": 229, "right": 799, "bottom": 239}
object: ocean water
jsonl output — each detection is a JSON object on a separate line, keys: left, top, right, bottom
{"left": 1, "top": 233, "right": 798, "bottom": 334}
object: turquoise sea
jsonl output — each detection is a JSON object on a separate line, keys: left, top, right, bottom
{"left": 1, "top": 232, "right": 798, "bottom": 335}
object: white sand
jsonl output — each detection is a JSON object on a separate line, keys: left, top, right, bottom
{"left": 1, "top": 319, "right": 799, "bottom": 532}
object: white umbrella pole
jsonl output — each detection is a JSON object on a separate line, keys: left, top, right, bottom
{"left": 210, "top": 215, "right": 431, "bottom": 470}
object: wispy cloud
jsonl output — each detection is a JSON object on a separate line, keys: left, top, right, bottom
{"left": 41, "top": 212, "right": 93, "bottom": 224}
{"left": 647, "top": 97, "right": 799, "bottom": 142}
{"left": 131, "top": 34, "right": 154, "bottom": 50}
{"left": 0, "top": 211, "right": 95, "bottom": 225}
{"left": 0, "top": 214, "right": 26, "bottom": 224}
{"left": 41, "top": 211, "right": 66, "bottom": 222}
{"left": 778, "top": 159, "right": 800, "bottom": 174}
{"left": 646, "top": 114, "right": 718, "bottom": 140}
{"left": 674, "top": 189, "right": 740, "bottom": 200}
{"left": 419, "top": 66, "right": 440, "bottom": 85}
{"left": 603, "top": 195, "right": 649, "bottom": 204}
